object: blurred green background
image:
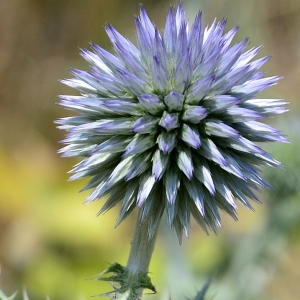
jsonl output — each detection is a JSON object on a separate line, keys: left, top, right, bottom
{"left": 0, "top": 0, "right": 299, "bottom": 299}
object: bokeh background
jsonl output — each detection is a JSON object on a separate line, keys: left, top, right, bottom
{"left": 0, "top": 0, "right": 299, "bottom": 299}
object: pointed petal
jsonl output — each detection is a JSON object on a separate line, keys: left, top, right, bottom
{"left": 205, "top": 120, "right": 239, "bottom": 138}
{"left": 80, "top": 48, "right": 112, "bottom": 75}
{"left": 107, "top": 156, "right": 133, "bottom": 187}
{"left": 180, "top": 124, "right": 201, "bottom": 149}
{"left": 158, "top": 111, "right": 180, "bottom": 131}
{"left": 243, "top": 98, "right": 288, "bottom": 117}
{"left": 139, "top": 5, "right": 156, "bottom": 38}
{"left": 183, "top": 178, "right": 205, "bottom": 216}
{"left": 137, "top": 172, "right": 156, "bottom": 206}
{"left": 217, "top": 38, "right": 248, "bottom": 74}
{"left": 115, "top": 68, "right": 151, "bottom": 95}
{"left": 163, "top": 6, "right": 177, "bottom": 55}
{"left": 150, "top": 55, "right": 171, "bottom": 93}
{"left": 61, "top": 78, "right": 97, "bottom": 94}
{"left": 91, "top": 136, "right": 131, "bottom": 154}
{"left": 223, "top": 106, "right": 262, "bottom": 123}
{"left": 152, "top": 149, "right": 170, "bottom": 181}
{"left": 163, "top": 165, "right": 180, "bottom": 204}
{"left": 194, "top": 157, "right": 215, "bottom": 195}
{"left": 126, "top": 151, "right": 152, "bottom": 180}
{"left": 157, "top": 130, "right": 178, "bottom": 154}
{"left": 102, "top": 99, "right": 143, "bottom": 116}
{"left": 175, "top": 3, "right": 186, "bottom": 33}
{"left": 71, "top": 118, "right": 134, "bottom": 135}
{"left": 188, "top": 11, "right": 203, "bottom": 66}
{"left": 164, "top": 90, "right": 184, "bottom": 112}
{"left": 116, "top": 181, "right": 138, "bottom": 226}
{"left": 198, "top": 138, "right": 226, "bottom": 167}
{"left": 137, "top": 94, "right": 165, "bottom": 115}
{"left": 123, "top": 134, "right": 156, "bottom": 157}
{"left": 99, "top": 181, "right": 127, "bottom": 214}
{"left": 182, "top": 105, "right": 208, "bottom": 123}
{"left": 186, "top": 76, "right": 215, "bottom": 104}
{"left": 177, "top": 146, "right": 194, "bottom": 179}
{"left": 132, "top": 115, "right": 159, "bottom": 134}
{"left": 91, "top": 42, "right": 124, "bottom": 71}
{"left": 203, "top": 95, "right": 241, "bottom": 113}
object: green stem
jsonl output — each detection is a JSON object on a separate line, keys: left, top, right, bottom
{"left": 97, "top": 215, "right": 161, "bottom": 299}
{"left": 126, "top": 216, "right": 160, "bottom": 297}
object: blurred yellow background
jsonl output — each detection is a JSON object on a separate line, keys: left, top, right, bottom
{"left": 0, "top": 0, "right": 299, "bottom": 299}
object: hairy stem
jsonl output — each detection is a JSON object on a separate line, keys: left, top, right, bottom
{"left": 126, "top": 216, "right": 160, "bottom": 297}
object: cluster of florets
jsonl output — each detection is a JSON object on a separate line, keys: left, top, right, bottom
{"left": 57, "top": 4, "right": 288, "bottom": 241}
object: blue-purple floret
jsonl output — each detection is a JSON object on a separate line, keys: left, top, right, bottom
{"left": 57, "top": 4, "right": 288, "bottom": 241}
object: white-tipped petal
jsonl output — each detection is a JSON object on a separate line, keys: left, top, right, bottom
{"left": 137, "top": 172, "right": 156, "bottom": 206}
{"left": 152, "top": 149, "right": 170, "bottom": 181}
{"left": 157, "top": 131, "right": 177, "bottom": 154}
{"left": 164, "top": 166, "right": 180, "bottom": 204}
{"left": 180, "top": 124, "right": 201, "bottom": 149}
{"left": 177, "top": 146, "right": 194, "bottom": 180}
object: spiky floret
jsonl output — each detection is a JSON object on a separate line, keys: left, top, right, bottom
{"left": 57, "top": 4, "right": 288, "bottom": 241}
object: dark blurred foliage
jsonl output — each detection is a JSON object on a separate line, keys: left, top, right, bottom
{"left": 0, "top": 0, "right": 299, "bottom": 299}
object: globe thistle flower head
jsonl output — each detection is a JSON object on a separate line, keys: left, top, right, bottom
{"left": 57, "top": 4, "right": 288, "bottom": 241}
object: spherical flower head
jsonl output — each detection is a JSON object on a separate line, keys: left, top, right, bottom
{"left": 57, "top": 4, "right": 288, "bottom": 241}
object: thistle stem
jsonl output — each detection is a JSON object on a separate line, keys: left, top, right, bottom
{"left": 126, "top": 216, "right": 160, "bottom": 297}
